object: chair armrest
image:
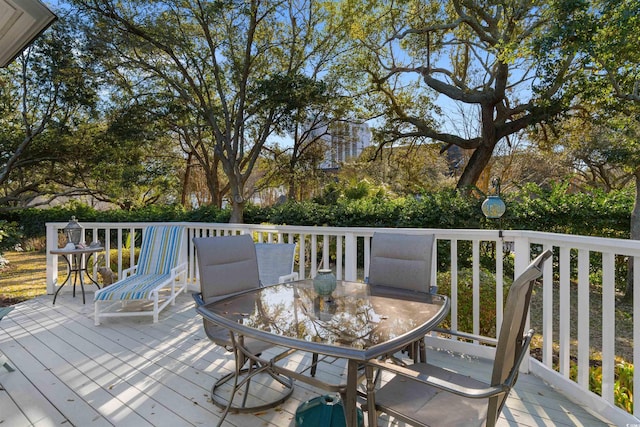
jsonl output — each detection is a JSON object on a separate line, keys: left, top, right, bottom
{"left": 367, "top": 329, "right": 535, "bottom": 400}
{"left": 170, "top": 262, "right": 188, "bottom": 277}
{"left": 122, "top": 265, "right": 137, "bottom": 278}
{"left": 192, "top": 292, "right": 205, "bottom": 307}
{"left": 278, "top": 272, "right": 299, "bottom": 283}
{"left": 432, "top": 327, "right": 499, "bottom": 346}
{"left": 366, "top": 358, "right": 508, "bottom": 399}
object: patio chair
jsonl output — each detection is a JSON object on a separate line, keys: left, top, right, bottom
{"left": 255, "top": 242, "right": 298, "bottom": 286}
{"left": 94, "top": 225, "right": 188, "bottom": 325}
{"left": 192, "top": 234, "right": 294, "bottom": 414}
{"left": 363, "top": 249, "right": 553, "bottom": 427}
{"left": 368, "top": 231, "right": 436, "bottom": 363}
{"left": 0, "top": 306, "right": 15, "bottom": 372}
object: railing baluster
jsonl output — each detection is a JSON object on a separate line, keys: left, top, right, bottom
{"left": 472, "top": 239, "right": 480, "bottom": 339}
{"left": 322, "top": 234, "right": 330, "bottom": 270}
{"left": 344, "top": 232, "right": 357, "bottom": 282}
{"left": 542, "top": 245, "right": 554, "bottom": 369}
{"left": 450, "top": 239, "right": 458, "bottom": 335}
{"left": 311, "top": 234, "right": 318, "bottom": 278}
{"left": 577, "top": 248, "right": 590, "bottom": 388}
{"left": 602, "top": 252, "right": 616, "bottom": 404}
{"left": 495, "top": 239, "right": 504, "bottom": 337}
{"left": 299, "top": 233, "right": 306, "bottom": 280}
{"left": 336, "top": 235, "right": 343, "bottom": 280}
{"left": 559, "top": 246, "right": 571, "bottom": 378}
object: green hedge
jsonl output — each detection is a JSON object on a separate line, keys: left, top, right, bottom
{"left": 0, "top": 184, "right": 633, "bottom": 251}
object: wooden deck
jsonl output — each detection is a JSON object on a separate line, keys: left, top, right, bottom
{"left": 0, "top": 292, "right": 614, "bottom": 427}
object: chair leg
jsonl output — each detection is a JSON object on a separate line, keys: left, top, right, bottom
{"left": 365, "top": 364, "right": 378, "bottom": 427}
{"left": 153, "top": 294, "right": 159, "bottom": 323}
{"left": 311, "top": 352, "right": 318, "bottom": 377}
{"left": 94, "top": 303, "right": 101, "bottom": 326}
{"left": 418, "top": 337, "right": 426, "bottom": 363}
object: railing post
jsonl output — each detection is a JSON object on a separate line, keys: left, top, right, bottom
{"left": 45, "top": 223, "right": 58, "bottom": 295}
{"left": 344, "top": 232, "right": 357, "bottom": 281}
{"left": 513, "top": 236, "right": 531, "bottom": 372}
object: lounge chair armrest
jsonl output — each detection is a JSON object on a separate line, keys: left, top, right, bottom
{"left": 170, "top": 261, "right": 188, "bottom": 276}
{"left": 366, "top": 359, "right": 508, "bottom": 399}
{"left": 278, "top": 272, "right": 299, "bottom": 283}
{"left": 122, "top": 265, "right": 137, "bottom": 278}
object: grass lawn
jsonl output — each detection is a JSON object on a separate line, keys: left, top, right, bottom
{"left": 0, "top": 251, "right": 48, "bottom": 307}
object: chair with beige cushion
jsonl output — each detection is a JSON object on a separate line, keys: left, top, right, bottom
{"left": 309, "top": 232, "right": 436, "bottom": 377}
{"left": 368, "top": 232, "right": 436, "bottom": 362}
{"left": 363, "top": 249, "right": 553, "bottom": 427}
{"left": 255, "top": 242, "right": 298, "bottom": 286}
{"left": 192, "top": 234, "right": 294, "bottom": 415}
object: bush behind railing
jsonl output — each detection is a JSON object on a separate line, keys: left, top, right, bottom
{"left": 0, "top": 183, "right": 632, "bottom": 251}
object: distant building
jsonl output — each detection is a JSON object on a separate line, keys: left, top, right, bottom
{"left": 314, "top": 122, "right": 372, "bottom": 170}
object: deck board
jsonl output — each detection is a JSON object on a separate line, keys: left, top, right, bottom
{"left": 1, "top": 293, "right": 615, "bottom": 426}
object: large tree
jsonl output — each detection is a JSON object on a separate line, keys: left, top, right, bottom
{"left": 533, "top": 0, "right": 640, "bottom": 299}
{"left": 0, "top": 15, "right": 98, "bottom": 209}
{"left": 581, "top": 0, "right": 640, "bottom": 243}
{"left": 340, "top": 0, "right": 580, "bottom": 191}
{"left": 543, "top": 0, "right": 640, "bottom": 237}
{"left": 272, "top": 75, "right": 352, "bottom": 201}
{"left": 72, "top": 0, "right": 347, "bottom": 222}
{"left": 79, "top": 101, "right": 185, "bottom": 209}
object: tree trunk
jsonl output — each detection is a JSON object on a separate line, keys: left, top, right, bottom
{"left": 456, "top": 142, "right": 496, "bottom": 191}
{"left": 205, "top": 157, "right": 223, "bottom": 209}
{"left": 181, "top": 151, "right": 193, "bottom": 208}
{"left": 624, "top": 169, "right": 640, "bottom": 301}
{"left": 228, "top": 172, "right": 245, "bottom": 223}
{"left": 229, "top": 198, "right": 245, "bottom": 223}
{"left": 288, "top": 176, "right": 296, "bottom": 201}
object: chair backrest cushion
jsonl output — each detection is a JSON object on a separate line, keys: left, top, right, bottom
{"left": 136, "top": 225, "right": 184, "bottom": 275}
{"left": 255, "top": 243, "right": 296, "bottom": 286}
{"left": 368, "top": 232, "right": 435, "bottom": 293}
{"left": 193, "top": 234, "right": 260, "bottom": 303}
{"left": 489, "top": 249, "right": 552, "bottom": 420}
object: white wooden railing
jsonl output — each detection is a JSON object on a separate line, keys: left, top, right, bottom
{"left": 45, "top": 221, "right": 640, "bottom": 424}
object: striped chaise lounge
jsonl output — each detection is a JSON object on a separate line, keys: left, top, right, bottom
{"left": 94, "top": 225, "right": 187, "bottom": 325}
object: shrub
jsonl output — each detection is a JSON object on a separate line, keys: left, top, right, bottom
{"left": 437, "top": 267, "right": 502, "bottom": 337}
{"left": 614, "top": 362, "right": 634, "bottom": 413}
{"left": 0, "top": 220, "right": 22, "bottom": 252}
{"left": 567, "top": 358, "right": 633, "bottom": 414}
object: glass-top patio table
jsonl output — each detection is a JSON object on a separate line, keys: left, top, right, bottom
{"left": 196, "top": 279, "right": 450, "bottom": 427}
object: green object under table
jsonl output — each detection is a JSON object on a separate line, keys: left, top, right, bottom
{"left": 295, "top": 394, "right": 363, "bottom": 427}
